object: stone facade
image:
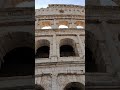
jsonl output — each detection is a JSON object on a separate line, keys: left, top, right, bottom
{"left": 86, "top": 1, "right": 120, "bottom": 90}
{"left": 0, "top": 7, "right": 35, "bottom": 90}
{"left": 35, "top": 4, "right": 85, "bottom": 90}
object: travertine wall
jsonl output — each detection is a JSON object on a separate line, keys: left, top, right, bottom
{"left": 35, "top": 4, "right": 85, "bottom": 90}
{"left": 35, "top": 4, "right": 85, "bottom": 29}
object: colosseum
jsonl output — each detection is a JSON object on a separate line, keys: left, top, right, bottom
{"left": 0, "top": 0, "right": 120, "bottom": 90}
{"left": 0, "top": 0, "right": 35, "bottom": 89}
{"left": 35, "top": 4, "right": 85, "bottom": 90}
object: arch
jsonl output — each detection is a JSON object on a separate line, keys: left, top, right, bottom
{"left": 35, "top": 85, "right": 45, "bottom": 90}
{"left": 75, "top": 21, "right": 85, "bottom": 28}
{"left": 76, "top": 26, "right": 84, "bottom": 29}
{"left": 0, "top": 32, "right": 34, "bottom": 77}
{"left": 64, "top": 82, "right": 84, "bottom": 90}
{"left": 0, "top": 32, "right": 34, "bottom": 61}
{"left": 40, "top": 21, "right": 52, "bottom": 29}
{"left": 0, "top": 46, "right": 34, "bottom": 77}
{"left": 35, "top": 39, "right": 50, "bottom": 58}
{"left": 42, "top": 26, "right": 52, "bottom": 29}
{"left": 59, "top": 25, "right": 68, "bottom": 29}
{"left": 60, "top": 38, "right": 79, "bottom": 57}
{"left": 58, "top": 21, "right": 69, "bottom": 29}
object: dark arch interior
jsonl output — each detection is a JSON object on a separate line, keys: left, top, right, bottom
{"left": 35, "top": 46, "right": 49, "bottom": 58}
{"left": 0, "top": 47, "right": 34, "bottom": 77}
{"left": 60, "top": 45, "right": 75, "bottom": 57}
{"left": 35, "top": 85, "right": 44, "bottom": 90}
{"left": 85, "top": 47, "right": 98, "bottom": 72}
{"left": 64, "top": 82, "right": 84, "bottom": 90}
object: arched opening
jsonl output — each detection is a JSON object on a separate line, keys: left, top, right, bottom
{"left": 64, "top": 82, "right": 84, "bottom": 90}
{"left": 40, "top": 21, "right": 51, "bottom": 29}
{"left": 60, "top": 38, "right": 79, "bottom": 57}
{"left": 77, "top": 26, "right": 84, "bottom": 29}
{"left": 35, "top": 46, "right": 49, "bottom": 58}
{"left": 75, "top": 21, "right": 84, "bottom": 29}
{"left": 35, "top": 40, "right": 50, "bottom": 58}
{"left": 35, "top": 85, "right": 44, "bottom": 90}
{"left": 59, "top": 25, "right": 68, "bottom": 29}
{"left": 0, "top": 47, "right": 34, "bottom": 77}
{"left": 42, "top": 26, "right": 52, "bottom": 29}
{"left": 60, "top": 45, "right": 75, "bottom": 57}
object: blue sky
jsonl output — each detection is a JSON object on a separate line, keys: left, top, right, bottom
{"left": 35, "top": 0, "right": 85, "bottom": 9}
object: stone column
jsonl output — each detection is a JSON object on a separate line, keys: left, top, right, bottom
{"left": 101, "top": 20, "right": 120, "bottom": 76}
{"left": 77, "top": 34, "right": 85, "bottom": 58}
{"left": 52, "top": 19, "right": 58, "bottom": 29}
{"left": 51, "top": 34, "right": 57, "bottom": 62}
{"left": 69, "top": 21, "right": 76, "bottom": 28}
{"left": 51, "top": 74, "right": 58, "bottom": 90}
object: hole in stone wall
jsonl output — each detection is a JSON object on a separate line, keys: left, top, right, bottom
{"left": 59, "top": 25, "right": 68, "bottom": 29}
{"left": 0, "top": 47, "right": 34, "bottom": 77}
{"left": 64, "top": 82, "right": 84, "bottom": 90}
{"left": 35, "top": 46, "right": 49, "bottom": 58}
{"left": 42, "top": 26, "right": 52, "bottom": 29}
{"left": 35, "top": 85, "right": 44, "bottom": 90}
{"left": 60, "top": 45, "right": 75, "bottom": 57}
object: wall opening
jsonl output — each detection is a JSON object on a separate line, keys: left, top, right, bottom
{"left": 60, "top": 38, "right": 79, "bottom": 57}
{"left": 59, "top": 25, "right": 68, "bottom": 29}
{"left": 0, "top": 47, "right": 34, "bottom": 77}
{"left": 35, "top": 46, "right": 49, "bottom": 58}
{"left": 35, "top": 85, "right": 44, "bottom": 90}
{"left": 64, "top": 82, "right": 84, "bottom": 90}
{"left": 60, "top": 45, "right": 75, "bottom": 57}
{"left": 42, "top": 26, "right": 52, "bottom": 29}
{"left": 77, "top": 26, "right": 84, "bottom": 29}
{"left": 36, "top": 39, "right": 50, "bottom": 58}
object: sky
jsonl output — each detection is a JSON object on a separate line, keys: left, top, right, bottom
{"left": 35, "top": 0, "right": 85, "bottom": 9}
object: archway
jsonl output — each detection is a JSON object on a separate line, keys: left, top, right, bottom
{"left": 0, "top": 47, "right": 34, "bottom": 77}
{"left": 64, "top": 82, "right": 84, "bottom": 90}
{"left": 60, "top": 45, "right": 75, "bottom": 57}
{"left": 59, "top": 25, "right": 68, "bottom": 29}
{"left": 77, "top": 26, "right": 84, "bottom": 29}
{"left": 35, "top": 39, "right": 50, "bottom": 58}
{"left": 35, "top": 85, "right": 44, "bottom": 90}
{"left": 42, "top": 26, "right": 52, "bottom": 29}
{"left": 35, "top": 46, "right": 49, "bottom": 58}
{"left": 58, "top": 21, "right": 69, "bottom": 29}
{"left": 0, "top": 32, "right": 34, "bottom": 77}
{"left": 60, "top": 38, "right": 79, "bottom": 57}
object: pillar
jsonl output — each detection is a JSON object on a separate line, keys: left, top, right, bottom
{"left": 77, "top": 34, "right": 85, "bottom": 58}
{"left": 51, "top": 34, "right": 57, "bottom": 61}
